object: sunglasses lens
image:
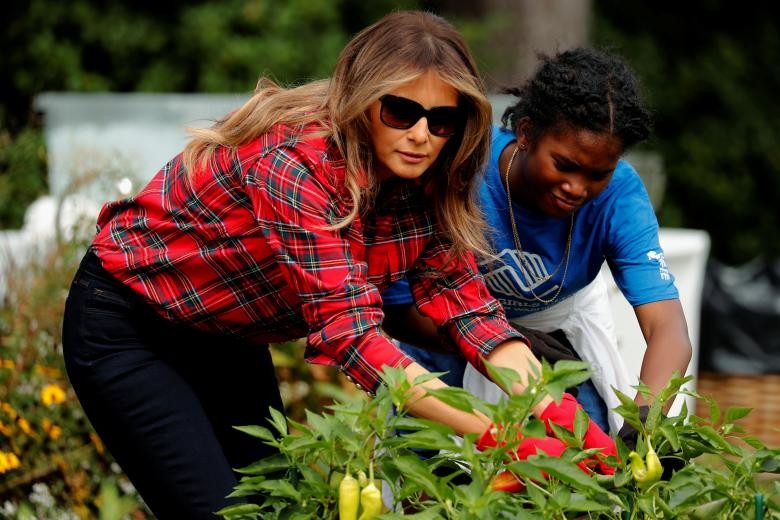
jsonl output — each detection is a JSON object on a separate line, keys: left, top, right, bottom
{"left": 380, "top": 96, "right": 421, "bottom": 130}
{"left": 427, "top": 107, "right": 462, "bottom": 137}
{"left": 379, "top": 95, "right": 463, "bottom": 137}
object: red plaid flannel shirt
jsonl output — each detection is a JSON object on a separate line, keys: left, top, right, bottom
{"left": 92, "top": 123, "right": 522, "bottom": 392}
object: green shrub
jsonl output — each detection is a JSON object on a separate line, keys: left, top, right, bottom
{"left": 0, "top": 128, "right": 47, "bottom": 230}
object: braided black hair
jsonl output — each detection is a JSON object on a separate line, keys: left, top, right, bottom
{"left": 501, "top": 47, "right": 652, "bottom": 150}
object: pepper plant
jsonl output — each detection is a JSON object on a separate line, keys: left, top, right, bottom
{"left": 218, "top": 361, "right": 780, "bottom": 519}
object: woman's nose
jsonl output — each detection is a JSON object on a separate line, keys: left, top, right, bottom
{"left": 406, "top": 117, "right": 430, "bottom": 143}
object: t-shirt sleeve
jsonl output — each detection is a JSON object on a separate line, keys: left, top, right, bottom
{"left": 381, "top": 278, "right": 414, "bottom": 305}
{"left": 605, "top": 163, "right": 679, "bottom": 306}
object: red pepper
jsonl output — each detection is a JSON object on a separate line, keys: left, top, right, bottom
{"left": 490, "top": 471, "right": 525, "bottom": 493}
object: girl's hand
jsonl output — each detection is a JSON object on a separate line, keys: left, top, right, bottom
{"left": 539, "top": 392, "right": 618, "bottom": 474}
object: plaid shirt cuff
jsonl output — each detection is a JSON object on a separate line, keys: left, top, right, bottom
{"left": 445, "top": 316, "right": 527, "bottom": 376}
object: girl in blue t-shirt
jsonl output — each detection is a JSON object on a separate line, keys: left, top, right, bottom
{"left": 383, "top": 48, "right": 692, "bottom": 433}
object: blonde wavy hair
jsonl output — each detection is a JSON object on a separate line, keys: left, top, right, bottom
{"left": 184, "top": 10, "right": 493, "bottom": 258}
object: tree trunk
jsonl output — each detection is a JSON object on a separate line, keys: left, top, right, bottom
{"left": 478, "top": 0, "right": 592, "bottom": 90}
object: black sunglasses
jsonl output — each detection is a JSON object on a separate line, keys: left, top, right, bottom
{"left": 378, "top": 94, "right": 463, "bottom": 137}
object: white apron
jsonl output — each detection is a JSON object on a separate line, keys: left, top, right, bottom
{"left": 463, "top": 272, "right": 632, "bottom": 433}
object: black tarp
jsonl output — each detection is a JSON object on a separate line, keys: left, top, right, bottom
{"left": 699, "top": 258, "right": 780, "bottom": 374}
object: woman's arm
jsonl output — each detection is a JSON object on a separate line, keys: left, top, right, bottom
{"left": 401, "top": 339, "right": 554, "bottom": 436}
{"left": 634, "top": 298, "right": 692, "bottom": 406}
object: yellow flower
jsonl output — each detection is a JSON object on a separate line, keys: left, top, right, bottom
{"left": 42, "top": 418, "right": 62, "bottom": 440}
{"left": 0, "top": 358, "right": 15, "bottom": 369}
{"left": 34, "top": 364, "right": 62, "bottom": 378}
{"left": 90, "top": 432, "right": 105, "bottom": 455}
{"left": 0, "top": 421, "right": 12, "bottom": 436}
{"left": 18, "top": 417, "right": 34, "bottom": 436}
{"left": 7, "top": 452, "right": 19, "bottom": 469}
{"left": 1, "top": 402, "right": 17, "bottom": 420}
{"left": 41, "top": 384, "right": 66, "bottom": 406}
{"left": 48, "top": 425, "right": 62, "bottom": 440}
{"left": 0, "top": 451, "right": 20, "bottom": 474}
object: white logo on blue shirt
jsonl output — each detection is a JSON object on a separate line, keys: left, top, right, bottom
{"left": 647, "top": 250, "right": 671, "bottom": 280}
{"left": 480, "top": 249, "right": 559, "bottom": 302}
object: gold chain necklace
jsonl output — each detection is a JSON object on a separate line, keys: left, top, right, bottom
{"left": 503, "top": 144, "right": 574, "bottom": 304}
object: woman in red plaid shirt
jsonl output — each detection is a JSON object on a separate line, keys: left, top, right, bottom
{"left": 62, "top": 10, "right": 615, "bottom": 517}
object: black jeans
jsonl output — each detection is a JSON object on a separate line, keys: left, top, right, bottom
{"left": 62, "top": 251, "right": 283, "bottom": 519}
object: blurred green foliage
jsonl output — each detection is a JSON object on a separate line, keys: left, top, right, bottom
{"left": 0, "top": 232, "right": 151, "bottom": 517}
{"left": 0, "top": 0, "right": 417, "bottom": 229}
{"left": 0, "top": 129, "right": 47, "bottom": 229}
{"left": 1, "top": 1, "right": 778, "bottom": 264}
{"left": 593, "top": 2, "right": 780, "bottom": 264}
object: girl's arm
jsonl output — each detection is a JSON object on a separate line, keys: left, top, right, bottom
{"left": 634, "top": 298, "right": 692, "bottom": 407}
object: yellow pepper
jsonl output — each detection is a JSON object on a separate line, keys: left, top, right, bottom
{"left": 339, "top": 469, "right": 360, "bottom": 520}
{"left": 357, "top": 462, "right": 382, "bottom": 520}
{"left": 627, "top": 440, "right": 663, "bottom": 490}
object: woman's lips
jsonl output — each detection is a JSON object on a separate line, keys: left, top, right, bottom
{"left": 398, "top": 151, "right": 427, "bottom": 164}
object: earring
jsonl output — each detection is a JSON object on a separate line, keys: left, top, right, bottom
{"left": 519, "top": 142, "right": 527, "bottom": 150}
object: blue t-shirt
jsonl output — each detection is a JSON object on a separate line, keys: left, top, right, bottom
{"left": 383, "top": 126, "right": 678, "bottom": 318}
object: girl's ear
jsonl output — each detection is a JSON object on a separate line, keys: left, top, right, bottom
{"left": 516, "top": 117, "right": 532, "bottom": 149}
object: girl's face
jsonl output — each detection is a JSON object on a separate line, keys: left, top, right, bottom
{"left": 368, "top": 70, "right": 460, "bottom": 181}
{"left": 515, "top": 123, "right": 623, "bottom": 218}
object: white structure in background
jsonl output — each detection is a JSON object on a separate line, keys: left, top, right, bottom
{"left": 1, "top": 93, "right": 247, "bottom": 301}
{"left": 35, "top": 93, "right": 249, "bottom": 202}
{"left": 603, "top": 229, "right": 710, "bottom": 415}
{"left": 3, "top": 93, "right": 710, "bottom": 413}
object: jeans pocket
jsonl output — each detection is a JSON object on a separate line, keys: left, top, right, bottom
{"left": 64, "top": 278, "right": 144, "bottom": 366}
{"left": 82, "top": 275, "right": 135, "bottom": 313}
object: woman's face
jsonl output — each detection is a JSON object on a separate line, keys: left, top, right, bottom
{"left": 516, "top": 123, "right": 623, "bottom": 218}
{"left": 368, "top": 70, "right": 460, "bottom": 181}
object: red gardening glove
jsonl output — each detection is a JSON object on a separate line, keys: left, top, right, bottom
{"left": 539, "top": 392, "right": 618, "bottom": 474}
{"left": 476, "top": 425, "right": 573, "bottom": 460}
{"left": 476, "top": 424, "right": 588, "bottom": 492}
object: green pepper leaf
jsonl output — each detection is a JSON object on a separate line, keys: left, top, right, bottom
{"left": 574, "top": 406, "right": 589, "bottom": 444}
{"left": 659, "top": 423, "right": 681, "bottom": 452}
{"left": 411, "top": 370, "right": 448, "bottom": 386}
{"left": 483, "top": 360, "right": 523, "bottom": 395}
{"left": 257, "top": 479, "right": 302, "bottom": 500}
{"left": 214, "top": 503, "right": 262, "bottom": 518}
{"left": 391, "top": 429, "right": 461, "bottom": 452}
{"left": 424, "top": 386, "right": 486, "bottom": 415}
{"left": 235, "top": 453, "right": 290, "bottom": 475}
{"left": 391, "top": 455, "right": 442, "bottom": 499}
{"left": 566, "top": 496, "right": 612, "bottom": 513}
{"left": 529, "top": 456, "right": 615, "bottom": 497}
{"left": 722, "top": 406, "right": 752, "bottom": 424}
{"left": 304, "top": 410, "right": 331, "bottom": 440}
{"left": 267, "top": 406, "right": 288, "bottom": 436}
{"left": 233, "top": 425, "right": 276, "bottom": 442}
